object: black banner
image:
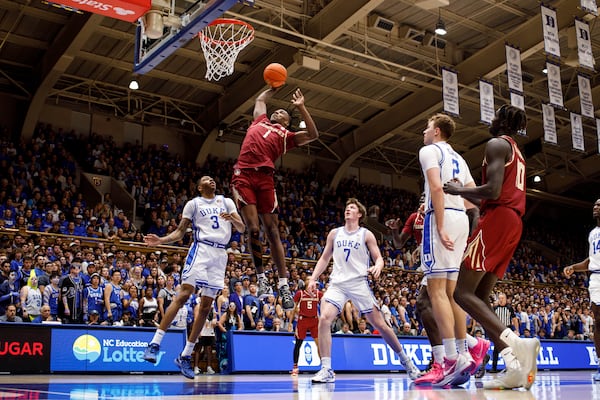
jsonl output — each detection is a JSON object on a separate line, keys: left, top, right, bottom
{"left": 0, "top": 323, "right": 51, "bottom": 373}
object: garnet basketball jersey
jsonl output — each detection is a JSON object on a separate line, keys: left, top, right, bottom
{"left": 480, "top": 135, "right": 526, "bottom": 216}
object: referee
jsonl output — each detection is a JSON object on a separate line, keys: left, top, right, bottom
{"left": 491, "top": 293, "right": 518, "bottom": 373}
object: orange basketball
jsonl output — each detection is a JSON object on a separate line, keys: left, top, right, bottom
{"left": 263, "top": 63, "right": 287, "bottom": 88}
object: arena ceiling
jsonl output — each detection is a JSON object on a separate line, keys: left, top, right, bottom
{"left": 0, "top": 0, "right": 599, "bottom": 209}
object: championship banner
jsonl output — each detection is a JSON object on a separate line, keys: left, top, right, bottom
{"left": 571, "top": 112, "right": 585, "bottom": 151}
{"left": 578, "top": 74, "right": 595, "bottom": 119}
{"left": 541, "top": 5, "right": 560, "bottom": 58}
{"left": 581, "top": 0, "right": 598, "bottom": 16}
{"left": 442, "top": 68, "right": 459, "bottom": 117}
{"left": 597, "top": 118, "right": 600, "bottom": 155}
{"left": 575, "top": 18, "right": 595, "bottom": 70}
{"left": 510, "top": 91, "right": 525, "bottom": 112}
{"left": 505, "top": 44, "right": 523, "bottom": 93}
{"left": 479, "top": 79, "right": 495, "bottom": 124}
{"left": 542, "top": 103, "right": 558, "bottom": 145}
{"left": 546, "top": 61, "right": 564, "bottom": 108}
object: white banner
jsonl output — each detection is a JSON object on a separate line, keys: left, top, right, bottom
{"left": 510, "top": 91, "right": 525, "bottom": 111}
{"left": 575, "top": 19, "right": 595, "bottom": 70}
{"left": 479, "top": 80, "right": 495, "bottom": 124}
{"left": 541, "top": 5, "right": 560, "bottom": 58}
{"left": 442, "top": 68, "right": 459, "bottom": 116}
{"left": 506, "top": 45, "right": 523, "bottom": 93}
{"left": 597, "top": 118, "right": 600, "bottom": 155}
{"left": 578, "top": 74, "right": 595, "bottom": 118}
{"left": 542, "top": 104, "right": 558, "bottom": 145}
{"left": 571, "top": 112, "right": 585, "bottom": 151}
{"left": 546, "top": 61, "right": 564, "bottom": 108}
{"left": 581, "top": 0, "right": 598, "bottom": 16}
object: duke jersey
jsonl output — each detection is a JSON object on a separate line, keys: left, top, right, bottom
{"left": 24, "top": 287, "right": 42, "bottom": 315}
{"left": 419, "top": 141, "right": 474, "bottom": 213}
{"left": 183, "top": 195, "right": 236, "bottom": 246}
{"left": 85, "top": 286, "right": 104, "bottom": 314}
{"left": 329, "top": 227, "right": 370, "bottom": 284}
{"left": 588, "top": 226, "right": 600, "bottom": 273}
{"left": 44, "top": 285, "right": 60, "bottom": 315}
{"left": 480, "top": 135, "right": 526, "bottom": 216}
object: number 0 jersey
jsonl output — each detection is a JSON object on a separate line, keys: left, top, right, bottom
{"left": 480, "top": 135, "right": 526, "bottom": 217}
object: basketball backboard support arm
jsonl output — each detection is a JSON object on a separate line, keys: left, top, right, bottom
{"left": 134, "top": 0, "right": 254, "bottom": 74}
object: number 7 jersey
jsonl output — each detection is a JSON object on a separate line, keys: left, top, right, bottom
{"left": 480, "top": 135, "right": 526, "bottom": 217}
{"left": 329, "top": 227, "right": 370, "bottom": 284}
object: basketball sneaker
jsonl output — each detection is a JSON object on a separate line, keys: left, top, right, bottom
{"left": 175, "top": 355, "right": 195, "bottom": 379}
{"left": 400, "top": 357, "right": 422, "bottom": 380}
{"left": 482, "top": 363, "right": 523, "bottom": 389}
{"left": 312, "top": 367, "right": 335, "bottom": 383}
{"left": 433, "top": 354, "right": 473, "bottom": 387}
{"left": 512, "top": 338, "right": 540, "bottom": 390}
{"left": 475, "top": 354, "right": 491, "bottom": 378}
{"left": 143, "top": 343, "right": 160, "bottom": 364}
{"left": 279, "top": 284, "right": 295, "bottom": 311}
{"left": 206, "top": 366, "right": 216, "bottom": 375}
{"left": 414, "top": 362, "right": 443, "bottom": 385}
{"left": 257, "top": 277, "right": 272, "bottom": 296}
{"left": 469, "top": 337, "right": 491, "bottom": 375}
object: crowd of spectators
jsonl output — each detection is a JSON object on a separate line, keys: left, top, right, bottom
{"left": 0, "top": 123, "right": 594, "bottom": 359}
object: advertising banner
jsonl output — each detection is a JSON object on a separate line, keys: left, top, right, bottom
{"left": 0, "top": 324, "right": 51, "bottom": 373}
{"left": 229, "top": 332, "right": 598, "bottom": 373}
{"left": 50, "top": 326, "right": 185, "bottom": 372}
{"left": 51, "top": 0, "right": 151, "bottom": 22}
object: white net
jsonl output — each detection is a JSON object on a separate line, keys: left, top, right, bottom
{"left": 199, "top": 19, "right": 255, "bottom": 81}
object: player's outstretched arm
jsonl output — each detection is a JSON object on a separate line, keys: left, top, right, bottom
{"left": 307, "top": 229, "right": 335, "bottom": 294}
{"left": 365, "top": 230, "right": 384, "bottom": 280}
{"left": 144, "top": 218, "right": 191, "bottom": 246}
{"left": 291, "top": 89, "right": 319, "bottom": 146}
{"left": 254, "top": 88, "right": 276, "bottom": 120}
{"left": 563, "top": 258, "right": 590, "bottom": 278}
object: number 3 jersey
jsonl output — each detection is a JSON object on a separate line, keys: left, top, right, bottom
{"left": 329, "top": 227, "right": 371, "bottom": 284}
{"left": 182, "top": 195, "right": 237, "bottom": 246}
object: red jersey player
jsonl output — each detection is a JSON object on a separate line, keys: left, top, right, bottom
{"left": 231, "top": 88, "right": 319, "bottom": 311}
{"left": 444, "top": 104, "right": 539, "bottom": 390}
{"left": 290, "top": 278, "right": 322, "bottom": 376}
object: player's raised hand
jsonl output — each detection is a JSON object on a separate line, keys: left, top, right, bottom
{"left": 385, "top": 218, "right": 402, "bottom": 230}
{"left": 291, "top": 88, "right": 305, "bottom": 107}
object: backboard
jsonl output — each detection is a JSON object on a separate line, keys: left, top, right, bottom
{"left": 134, "top": 0, "right": 253, "bottom": 74}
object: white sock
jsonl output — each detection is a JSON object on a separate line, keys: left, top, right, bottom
{"left": 180, "top": 340, "right": 196, "bottom": 357}
{"left": 278, "top": 278, "right": 288, "bottom": 288}
{"left": 443, "top": 338, "right": 457, "bottom": 359}
{"left": 499, "top": 328, "right": 520, "bottom": 348}
{"left": 151, "top": 329, "right": 165, "bottom": 346}
{"left": 466, "top": 334, "right": 478, "bottom": 348}
{"left": 500, "top": 347, "right": 519, "bottom": 369}
{"left": 398, "top": 350, "right": 410, "bottom": 365}
{"left": 257, "top": 273, "right": 266, "bottom": 280}
{"left": 456, "top": 338, "right": 468, "bottom": 354}
{"left": 432, "top": 345, "right": 445, "bottom": 365}
{"left": 321, "top": 357, "right": 331, "bottom": 369}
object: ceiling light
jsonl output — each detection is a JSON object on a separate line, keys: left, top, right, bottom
{"left": 542, "top": 67, "right": 548, "bottom": 74}
{"left": 129, "top": 79, "right": 139, "bottom": 90}
{"left": 299, "top": 120, "right": 307, "bottom": 129}
{"left": 434, "top": 9, "right": 446, "bottom": 36}
{"left": 435, "top": 18, "right": 447, "bottom": 35}
{"left": 533, "top": 175, "right": 542, "bottom": 183}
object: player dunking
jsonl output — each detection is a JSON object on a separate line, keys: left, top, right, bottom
{"left": 563, "top": 198, "right": 600, "bottom": 381}
{"left": 444, "top": 105, "right": 540, "bottom": 390}
{"left": 290, "top": 277, "right": 322, "bottom": 376}
{"left": 231, "top": 87, "right": 319, "bottom": 310}
{"left": 308, "top": 198, "right": 421, "bottom": 383}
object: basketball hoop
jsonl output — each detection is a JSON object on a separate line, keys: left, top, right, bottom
{"left": 198, "top": 18, "right": 255, "bottom": 81}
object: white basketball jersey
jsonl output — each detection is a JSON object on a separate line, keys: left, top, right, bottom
{"left": 182, "top": 195, "right": 237, "bottom": 245}
{"left": 588, "top": 226, "right": 600, "bottom": 273}
{"left": 419, "top": 141, "right": 474, "bottom": 212}
{"left": 329, "top": 227, "right": 370, "bottom": 284}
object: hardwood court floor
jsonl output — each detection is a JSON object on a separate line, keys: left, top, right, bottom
{"left": 0, "top": 371, "right": 598, "bottom": 399}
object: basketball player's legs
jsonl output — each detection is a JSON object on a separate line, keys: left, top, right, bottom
{"left": 592, "top": 303, "right": 600, "bottom": 380}
{"left": 416, "top": 285, "right": 441, "bottom": 346}
{"left": 261, "top": 212, "right": 294, "bottom": 310}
